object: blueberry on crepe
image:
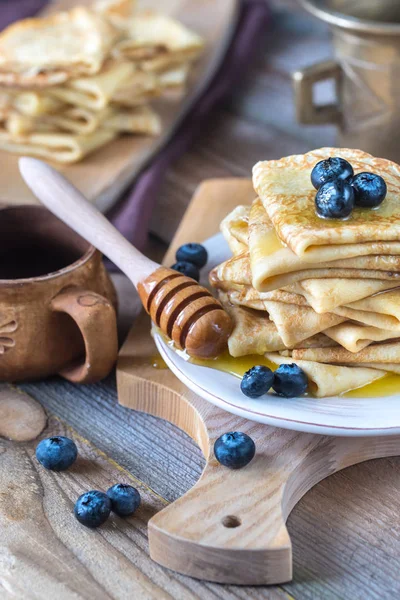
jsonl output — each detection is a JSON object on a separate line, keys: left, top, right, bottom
{"left": 315, "top": 180, "right": 355, "bottom": 219}
{"left": 311, "top": 157, "right": 353, "bottom": 190}
{"left": 351, "top": 172, "right": 387, "bottom": 208}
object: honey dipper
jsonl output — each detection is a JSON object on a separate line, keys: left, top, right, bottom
{"left": 19, "top": 158, "right": 232, "bottom": 359}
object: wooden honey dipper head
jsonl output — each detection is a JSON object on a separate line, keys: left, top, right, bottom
{"left": 137, "top": 266, "right": 232, "bottom": 358}
{"left": 19, "top": 158, "right": 232, "bottom": 359}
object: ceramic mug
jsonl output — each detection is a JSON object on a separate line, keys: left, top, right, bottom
{"left": 0, "top": 205, "right": 118, "bottom": 382}
{"left": 293, "top": 0, "right": 400, "bottom": 162}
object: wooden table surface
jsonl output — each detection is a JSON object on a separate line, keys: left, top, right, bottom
{"left": 4, "top": 1, "right": 400, "bottom": 598}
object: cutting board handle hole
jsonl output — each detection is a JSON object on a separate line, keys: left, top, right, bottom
{"left": 221, "top": 515, "right": 241, "bottom": 528}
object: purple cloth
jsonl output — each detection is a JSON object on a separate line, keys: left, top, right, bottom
{"left": 1, "top": 0, "right": 269, "bottom": 252}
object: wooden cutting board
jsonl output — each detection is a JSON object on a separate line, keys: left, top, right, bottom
{"left": 117, "top": 178, "right": 400, "bottom": 585}
{"left": 0, "top": 0, "right": 238, "bottom": 213}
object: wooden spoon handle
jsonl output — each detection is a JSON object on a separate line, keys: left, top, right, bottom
{"left": 19, "top": 157, "right": 159, "bottom": 287}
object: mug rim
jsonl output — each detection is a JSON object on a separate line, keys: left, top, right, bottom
{"left": 299, "top": 0, "right": 400, "bottom": 35}
{"left": 0, "top": 204, "right": 97, "bottom": 285}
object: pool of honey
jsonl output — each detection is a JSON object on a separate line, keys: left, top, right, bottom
{"left": 153, "top": 346, "right": 400, "bottom": 398}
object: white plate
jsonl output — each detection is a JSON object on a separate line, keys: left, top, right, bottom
{"left": 154, "top": 233, "right": 400, "bottom": 437}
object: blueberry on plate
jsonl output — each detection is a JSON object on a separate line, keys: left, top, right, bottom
{"left": 241, "top": 365, "right": 274, "bottom": 398}
{"left": 272, "top": 363, "right": 308, "bottom": 398}
{"left": 315, "top": 180, "right": 354, "bottom": 219}
{"left": 35, "top": 436, "right": 78, "bottom": 471}
{"left": 311, "top": 157, "right": 354, "bottom": 190}
{"left": 351, "top": 172, "right": 387, "bottom": 208}
{"left": 176, "top": 243, "right": 208, "bottom": 269}
{"left": 214, "top": 432, "right": 256, "bottom": 469}
{"left": 107, "top": 483, "right": 141, "bottom": 517}
{"left": 170, "top": 261, "right": 200, "bottom": 281}
{"left": 74, "top": 490, "right": 111, "bottom": 528}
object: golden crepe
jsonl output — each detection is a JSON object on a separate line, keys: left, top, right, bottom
{"left": 94, "top": 0, "right": 136, "bottom": 28}
{"left": 333, "top": 290, "right": 400, "bottom": 331}
{"left": 113, "top": 11, "right": 204, "bottom": 66}
{"left": 253, "top": 148, "right": 400, "bottom": 262}
{"left": 247, "top": 198, "right": 400, "bottom": 291}
{"left": 324, "top": 323, "right": 400, "bottom": 353}
{"left": 266, "top": 354, "right": 386, "bottom": 398}
{"left": 0, "top": 8, "right": 119, "bottom": 87}
{"left": 291, "top": 279, "right": 400, "bottom": 314}
{"left": 0, "top": 128, "right": 116, "bottom": 163}
{"left": 292, "top": 342, "right": 400, "bottom": 365}
{"left": 220, "top": 205, "right": 250, "bottom": 255}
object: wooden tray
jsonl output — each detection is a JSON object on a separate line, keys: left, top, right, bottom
{"left": 0, "top": 0, "right": 239, "bottom": 213}
{"left": 117, "top": 178, "right": 400, "bottom": 585}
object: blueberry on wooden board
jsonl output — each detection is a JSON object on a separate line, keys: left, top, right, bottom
{"left": 74, "top": 491, "right": 111, "bottom": 528}
{"left": 176, "top": 243, "right": 208, "bottom": 268}
{"left": 35, "top": 436, "right": 77, "bottom": 471}
{"left": 107, "top": 483, "right": 141, "bottom": 517}
{"left": 214, "top": 432, "right": 256, "bottom": 469}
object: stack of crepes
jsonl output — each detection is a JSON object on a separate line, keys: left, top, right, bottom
{"left": 0, "top": 0, "right": 204, "bottom": 163}
{"left": 210, "top": 148, "right": 400, "bottom": 397}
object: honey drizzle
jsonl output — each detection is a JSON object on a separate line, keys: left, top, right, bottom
{"left": 152, "top": 345, "right": 400, "bottom": 398}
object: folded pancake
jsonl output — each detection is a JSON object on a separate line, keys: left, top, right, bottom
{"left": 292, "top": 341, "right": 400, "bottom": 364}
{"left": 113, "top": 11, "right": 204, "bottom": 64}
{"left": 353, "top": 363, "right": 400, "bottom": 374}
{"left": 324, "top": 323, "right": 400, "bottom": 353}
{"left": 292, "top": 279, "right": 400, "bottom": 314}
{"left": 334, "top": 290, "right": 400, "bottom": 331}
{"left": 266, "top": 353, "right": 386, "bottom": 398}
{"left": 248, "top": 198, "right": 400, "bottom": 291}
{"left": 0, "top": 7, "right": 119, "bottom": 87}
{"left": 219, "top": 286, "right": 307, "bottom": 311}
{"left": 0, "top": 128, "right": 116, "bottom": 163}
{"left": 253, "top": 148, "right": 400, "bottom": 262}
{"left": 93, "top": 0, "right": 136, "bottom": 28}
{"left": 220, "top": 293, "right": 338, "bottom": 357}
{"left": 210, "top": 251, "right": 400, "bottom": 294}
{"left": 49, "top": 60, "right": 136, "bottom": 110}
{"left": 158, "top": 64, "right": 190, "bottom": 89}
{"left": 12, "top": 91, "right": 63, "bottom": 116}
{"left": 220, "top": 205, "right": 250, "bottom": 255}
{"left": 260, "top": 300, "right": 345, "bottom": 347}
{"left": 102, "top": 105, "right": 161, "bottom": 134}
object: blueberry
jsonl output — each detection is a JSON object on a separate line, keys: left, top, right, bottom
{"left": 272, "top": 363, "right": 308, "bottom": 398}
{"left": 35, "top": 436, "right": 78, "bottom": 471}
{"left": 176, "top": 243, "right": 208, "bottom": 268}
{"left": 311, "top": 157, "right": 354, "bottom": 190}
{"left": 214, "top": 432, "right": 255, "bottom": 469}
{"left": 74, "top": 490, "right": 111, "bottom": 528}
{"left": 107, "top": 483, "right": 141, "bottom": 517}
{"left": 241, "top": 365, "right": 274, "bottom": 398}
{"left": 351, "top": 172, "right": 387, "bottom": 208}
{"left": 315, "top": 180, "right": 354, "bottom": 219}
{"left": 170, "top": 261, "right": 200, "bottom": 281}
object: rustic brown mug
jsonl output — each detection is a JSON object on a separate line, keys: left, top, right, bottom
{"left": 293, "top": 0, "right": 400, "bottom": 162}
{"left": 0, "top": 205, "right": 118, "bottom": 383}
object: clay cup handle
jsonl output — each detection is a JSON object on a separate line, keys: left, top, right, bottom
{"left": 51, "top": 288, "right": 118, "bottom": 384}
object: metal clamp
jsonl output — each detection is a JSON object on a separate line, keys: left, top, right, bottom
{"left": 293, "top": 60, "right": 342, "bottom": 125}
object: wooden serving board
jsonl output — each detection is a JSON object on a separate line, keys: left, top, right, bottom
{"left": 0, "top": 0, "right": 238, "bottom": 213}
{"left": 117, "top": 178, "right": 400, "bottom": 585}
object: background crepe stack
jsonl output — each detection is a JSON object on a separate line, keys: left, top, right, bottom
{"left": 0, "top": 0, "right": 204, "bottom": 163}
{"left": 210, "top": 148, "right": 400, "bottom": 397}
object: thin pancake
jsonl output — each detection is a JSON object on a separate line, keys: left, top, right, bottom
{"left": 0, "top": 8, "right": 119, "bottom": 87}
{"left": 261, "top": 300, "right": 345, "bottom": 347}
{"left": 248, "top": 198, "right": 400, "bottom": 291}
{"left": 220, "top": 205, "right": 250, "bottom": 255}
{"left": 324, "top": 323, "right": 400, "bottom": 353}
{"left": 292, "top": 341, "right": 400, "bottom": 364}
{"left": 266, "top": 353, "right": 385, "bottom": 398}
{"left": 292, "top": 279, "right": 400, "bottom": 314}
{"left": 334, "top": 290, "right": 400, "bottom": 331}
{"left": 253, "top": 148, "right": 400, "bottom": 261}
